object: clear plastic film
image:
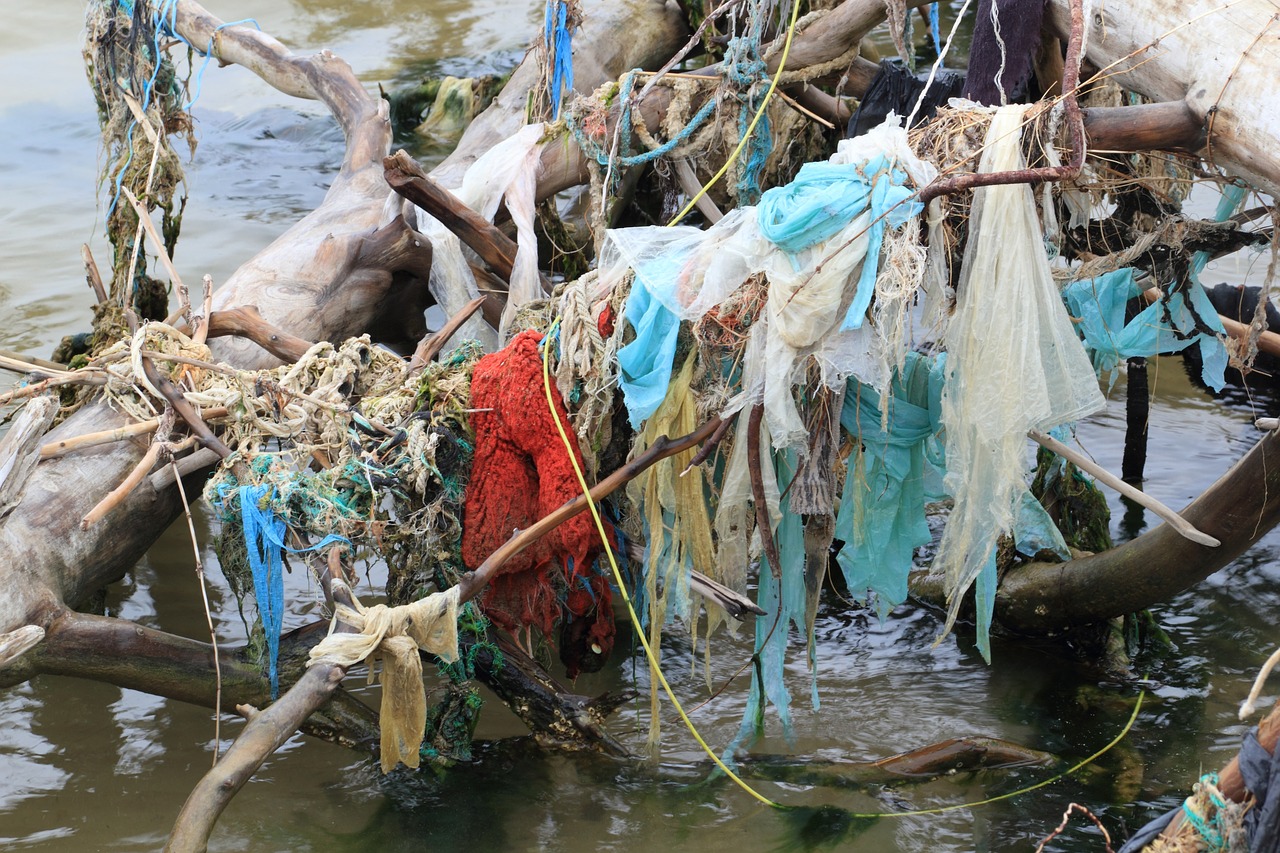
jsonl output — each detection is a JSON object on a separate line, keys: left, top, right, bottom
{"left": 934, "top": 104, "right": 1104, "bottom": 639}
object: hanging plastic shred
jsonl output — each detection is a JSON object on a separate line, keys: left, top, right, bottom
{"left": 934, "top": 105, "right": 1104, "bottom": 644}
{"left": 1063, "top": 268, "right": 1228, "bottom": 390}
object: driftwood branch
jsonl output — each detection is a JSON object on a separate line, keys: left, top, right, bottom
{"left": 0, "top": 397, "right": 58, "bottom": 520}
{"left": 409, "top": 296, "right": 488, "bottom": 371}
{"left": 455, "top": 416, "right": 724, "bottom": 602}
{"left": 205, "top": 307, "right": 314, "bottom": 363}
{"left": 1027, "top": 428, "right": 1219, "bottom": 547}
{"left": 384, "top": 149, "right": 547, "bottom": 300}
{"left": 989, "top": 429, "right": 1280, "bottom": 632}
{"left": 166, "top": 549, "right": 357, "bottom": 853}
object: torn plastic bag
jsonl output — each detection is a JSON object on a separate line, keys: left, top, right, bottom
{"left": 836, "top": 351, "right": 947, "bottom": 620}
{"left": 410, "top": 123, "right": 545, "bottom": 348}
{"left": 847, "top": 58, "right": 966, "bottom": 137}
{"left": 1062, "top": 267, "right": 1228, "bottom": 391}
{"left": 756, "top": 151, "right": 922, "bottom": 332}
{"left": 605, "top": 210, "right": 770, "bottom": 427}
{"left": 934, "top": 104, "right": 1104, "bottom": 640}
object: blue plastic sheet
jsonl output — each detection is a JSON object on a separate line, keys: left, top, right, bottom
{"left": 1063, "top": 268, "right": 1228, "bottom": 390}
{"left": 616, "top": 269, "right": 683, "bottom": 428}
{"left": 723, "top": 451, "right": 810, "bottom": 757}
{"left": 757, "top": 156, "right": 921, "bottom": 331}
{"left": 835, "top": 351, "right": 947, "bottom": 620}
{"left": 834, "top": 352, "right": 1072, "bottom": 661}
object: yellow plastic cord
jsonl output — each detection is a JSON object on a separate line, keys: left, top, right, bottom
{"left": 665, "top": 0, "right": 803, "bottom": 227}
{"left": 540, "top": 321, "right": 1148, "bottom": 815}
{"left": 540, "top": 322, "right": 780, "bottom": 807}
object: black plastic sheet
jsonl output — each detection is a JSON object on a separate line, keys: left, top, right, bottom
{"left": 846, "top": 59, "right": 965, "bottom": 138}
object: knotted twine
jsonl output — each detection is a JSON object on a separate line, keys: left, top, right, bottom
{"left": 308, "top": 581, "right": 461, "bottom": 773}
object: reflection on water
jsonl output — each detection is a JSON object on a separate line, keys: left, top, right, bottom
{"left": 2, "top": 2, "right": 1280, "bottom": 851}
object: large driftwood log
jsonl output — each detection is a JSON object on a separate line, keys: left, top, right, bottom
{"left": 0, "top": 0, "right": 688, "bottom": 764}
{"left": 908, "top": 429, "right": 1280, "bottom": 633}
{"left": 1049, "top": 0, "right": 1280, "bottom": 197}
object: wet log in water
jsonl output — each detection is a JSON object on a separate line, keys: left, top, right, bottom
{"left": 740, "top": 736, "right": 1057, "bottom": 789}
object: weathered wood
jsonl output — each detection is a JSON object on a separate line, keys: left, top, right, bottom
{"left": 992, "top": 429, "right": 1280, "bottom": 632}
{"left": 738, "top": 736, "right": 1056, "bottom": 789}
{"left": 1082, "top": 101, "right": 1206, "bottom": 153}
{"left": 0, "top": 396, "right": 57, "bottom": 520}
{"left": 205, "top": 307, "right": 314, "bottom": 364}
{"left": 1048, "top": 0, "right": 1280, "bottom": 196}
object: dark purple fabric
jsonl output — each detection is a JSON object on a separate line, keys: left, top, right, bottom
{"left": 961, "top": 0, "right": 1049, "bottom": 106}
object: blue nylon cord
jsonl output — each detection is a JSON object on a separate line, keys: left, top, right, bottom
{"left": 238, "top": 484, "right": 347, "bottom": 698}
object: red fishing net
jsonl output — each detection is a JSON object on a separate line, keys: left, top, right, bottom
{"left": 461, "top": 330, "right": 614, "bottom": 670}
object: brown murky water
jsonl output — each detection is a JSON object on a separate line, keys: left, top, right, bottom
{"left": 2, "top": 3, "right": 1278, "bottom": 851}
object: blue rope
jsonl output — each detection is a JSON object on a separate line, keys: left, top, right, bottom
{"left": 238, "top": 484, "right": 347, "bottom": 698}
{"left": 564, "top": 70, "right": 718, "bottom": 171}
{"left": 928, "top": 3, "right": 943, "bottom": 56}
{"left": 723, "top": 35, "right": 771, "bottom": 205}
{"left": 544, "top": 1, "right": 575, "bottom": 119}
{"left": 1181, "top": 773, "right": 1229, "bottom": 850}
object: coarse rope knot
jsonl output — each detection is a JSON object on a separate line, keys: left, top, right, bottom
{"left": 308, "top": 580, "right": 461, "bottom": 772}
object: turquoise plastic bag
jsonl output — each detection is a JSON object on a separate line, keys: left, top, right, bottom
{"left": 835, "top": 351, "right": 946, "bottom": 619}
{"left": 1063, "top": 267, "right": 1227, "bottom": 390}
{"left": 756, "top": 154, "right": 922, "bottom": 331}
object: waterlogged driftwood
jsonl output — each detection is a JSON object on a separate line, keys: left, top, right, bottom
{"left": 927, "top": 429, "right": 1280, "bottom": 634}
{"left": 739, "top": 736, "right": 1056, "bottom": 789}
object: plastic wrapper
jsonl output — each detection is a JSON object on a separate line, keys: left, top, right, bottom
{"left": 411, "top": 123, "right": 545, "bottom": 349}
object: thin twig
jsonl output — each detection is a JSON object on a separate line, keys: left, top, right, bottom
{"left": 170, "top": 456, "right": 223, "bottom": 764}
{"left": 81, "top": 440, "right": 167, "bottom": 528}
{"left": 41, "top": 408, "right": 229, "bottom": 459}
{"left": 1034, "top": 803, "right": 1114, "bottom": 853}
{"left": 82, "top": 244, "right": 107, "bottom": 304}
{"left": 122, "top": 186, "right": 187, "bottom": 295}
{"left": 1240, "top": 645, "right": 1280, "bottom": 718}
{"left": 138, "top": 355, "right": 234, "bottom": 461}
{"left": 192, "top": 276, "right": 214, "bottom": 346}
{"left": 681, "top": 409, "right": 736, "bottom": 475}
{"left": 458, "top": 416, "right": 724, "bottom": 602}
{"left": 409, "top": 296, "right": 487, "bottom": 371}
